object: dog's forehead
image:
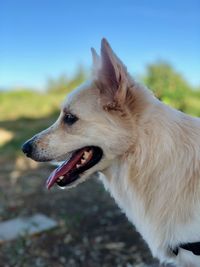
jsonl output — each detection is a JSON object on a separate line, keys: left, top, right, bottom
{"left": 62, "top": 81, "right": 100, "bottom": 115}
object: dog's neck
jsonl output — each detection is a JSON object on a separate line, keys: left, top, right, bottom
{"left": 99, "top": 101, "right": 200, "bottom": 260}
{"left": 99, "top": 151, "right": 163, "bottom": 240}
{"left": 99, "top": 156, "right": 163, "bottom": 257}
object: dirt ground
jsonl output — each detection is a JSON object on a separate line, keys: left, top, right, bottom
{"left": 0, "top": 156, "right": 161, "bottom": 267}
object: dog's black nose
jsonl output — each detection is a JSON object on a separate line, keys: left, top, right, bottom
{"left": 21, "top": 141, "right": 33, "bottom": 157}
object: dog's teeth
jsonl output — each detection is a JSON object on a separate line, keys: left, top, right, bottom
{"left": 83, "top": 151, "right": 90, "bottom": 159}
{"left": 76, "top": 164, "right": 81, "bottom": 168}
{"left": 57, "top": 176, "right": 64, "bottom": 182}
{"left": 81, "top": 159, "right": 86, "bottom": 164}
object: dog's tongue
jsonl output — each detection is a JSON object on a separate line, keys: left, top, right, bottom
{"left": 46, "top": 150, "right": 83, "bottom": 189}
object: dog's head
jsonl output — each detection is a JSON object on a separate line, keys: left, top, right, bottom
{"left": 22, "top": 39, "right": 149, "bottom": 189}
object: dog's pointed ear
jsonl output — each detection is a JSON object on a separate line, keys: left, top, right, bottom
{"left": 91, "top": 47, "right": 101, "bottom": 76}
{"left": 97, "top": 38, "right": 130, "bottom": 108}
{"left": 91, "top": 47, "right": 100, "bottom": 66}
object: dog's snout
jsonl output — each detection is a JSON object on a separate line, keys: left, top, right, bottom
{"left": 21, "top": 140, "right": 33, "bottom": 157}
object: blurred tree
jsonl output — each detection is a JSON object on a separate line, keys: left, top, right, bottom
{"left": 47, "top": 65, "right": 87, "bottom": 94}
{"left": 143, "top": 61, "right": 198, "bottom": 113}
{"left": 66, "top": 65, "right": 87, "bottom": 92}
{"left": 47, "top": 74, "right": 69, "bottom": 93}
{"left": 143, "top": 61, "right": 191, "bottom": 100}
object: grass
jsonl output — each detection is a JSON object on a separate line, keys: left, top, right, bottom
{"left": 0, "top": 90, "right": 66, "bottom": 121}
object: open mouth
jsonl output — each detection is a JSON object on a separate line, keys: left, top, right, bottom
{"left": 46, "top": 146, "right": 103, "bottom": 189}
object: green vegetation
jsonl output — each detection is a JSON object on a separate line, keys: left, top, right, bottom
{"left": 0, "top": 61, "right": 199, "bottom": 158}
{"left": 0, "top": 90, "right": 65, "bottom": 121}
{"left": 47, "top": 65, "right": 87, "bottom": 94}
{"left": 143, "top": 61, "right": 200, "bottom": 116}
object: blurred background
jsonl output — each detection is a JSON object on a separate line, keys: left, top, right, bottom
{"left": 0, "top": 0, "right": 199, "bottom": 266}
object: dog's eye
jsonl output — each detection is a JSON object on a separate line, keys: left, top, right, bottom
{"left": 63, "top": 113, "right": 78, "bottom": 125}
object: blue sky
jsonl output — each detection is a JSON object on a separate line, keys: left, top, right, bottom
{"left": 0, "top": 0, "right": 199, "bottom": 90}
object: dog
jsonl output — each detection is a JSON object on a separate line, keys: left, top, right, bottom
{"left": 22, "top": 39, "right": 200, "bottom": 266}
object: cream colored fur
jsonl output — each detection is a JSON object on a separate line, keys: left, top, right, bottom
{"left": 26, "top": 39, "right": 200, "bottom": 266}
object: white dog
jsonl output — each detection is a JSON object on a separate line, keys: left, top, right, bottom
{"left": 22, "top": 39, "right": 200, "bottom": 266}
